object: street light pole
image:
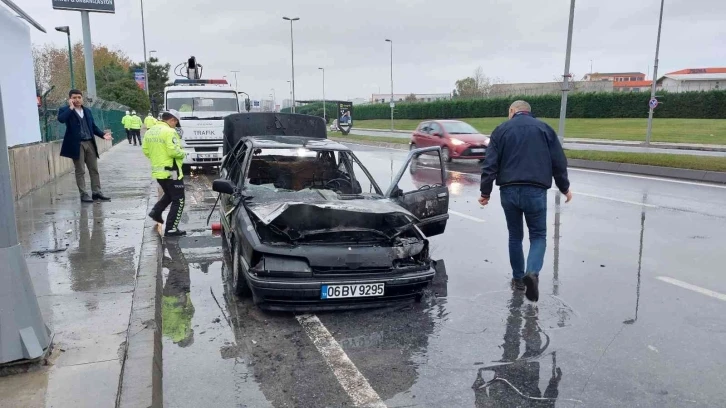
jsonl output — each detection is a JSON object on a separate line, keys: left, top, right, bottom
{"left": 385, "top": 39, "right": 393, "bottom": 131}
{"left": 318, "top": 67, "right": 325, "bottom": 122}
{"left": 271, "top": 88, "right": 276, "bottom": 111}
{"left": 140, "top": 0, "right": 149, "bottom": 95}
{"left": 55, "top": 26, "right": 74, "bottom": 89}
{"left": 645, "top": 0, "right": 665, "bottom": 146}
{"left": 230, "top": 70, "right": 240, "bottom": 92}
{"left": 283, "top": 17, "right": 300, "bottom": 113}
{"left": 556, "top": 0, "right": 576, "bottom": 145}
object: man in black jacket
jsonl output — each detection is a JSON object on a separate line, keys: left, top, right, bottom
{"left": 57, "top": 89, "right": 113, "bottom": 203}
{"left": 479, "top": 100, "right": 572, "bottom": 302}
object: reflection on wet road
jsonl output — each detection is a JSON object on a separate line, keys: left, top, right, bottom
{"left": 163, "top": 145, "right": 726, "bottom": 408}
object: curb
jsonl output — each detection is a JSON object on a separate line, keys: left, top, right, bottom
{"left": 331, "top": 137, "right": 726, "bottom": 184}
{"left": 116, "top": 184, "right": 163, "bottom": 408}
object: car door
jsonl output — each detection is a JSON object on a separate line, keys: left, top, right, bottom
{"left": 385, "top": 146, "right": 449, "bottom": 237}
{"left": 218, "top": 141, "right": 248, "bottom": 234}
{"left": 428, "top": 122, "right": 444, "bottom": 147}
{"left": 414, "top": 122, "right": 431, "bottom": 147}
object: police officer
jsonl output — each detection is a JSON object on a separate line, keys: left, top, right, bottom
{"left": 122, "top": 110, "right": 132, "bottom": 144}
{"left": 144, "top": 112, "right": 157, "bottom": 130}
{"left": 143, "top": 110, "right": 187, "bottom": 237}
{"left": 129, "top": 110, "right": 143, "bottom": 146}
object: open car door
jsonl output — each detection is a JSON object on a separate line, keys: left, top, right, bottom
{"left": 385, "top": 147, "right": 449, "bottom": 237}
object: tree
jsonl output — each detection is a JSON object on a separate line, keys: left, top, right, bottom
{"left": 454, "top": 67, "right": 494, "bottom": 99}
{"left": 130, "top": 57, "right": 170, "bottom": 112}
{"left": 98, "top": 77, "right": 150, "bottom": 113}
{"left": 405, "top": 93, "right": 418, "bottom": 102}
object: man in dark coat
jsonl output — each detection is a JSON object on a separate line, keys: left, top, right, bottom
{"left": 57, "top": 89, "right": 113, "bottom": 203}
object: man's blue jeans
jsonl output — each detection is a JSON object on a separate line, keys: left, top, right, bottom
{"left": 500, "top": 186, "right": 547, "bottom": 280}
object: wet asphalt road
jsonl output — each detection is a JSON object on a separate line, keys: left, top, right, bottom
{"left": 162, "top": 143, "right": 726, "bottom": 408}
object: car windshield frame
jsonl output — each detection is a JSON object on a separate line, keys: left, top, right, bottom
{"left": 234, "top": 143, "right": 384, "bottom": 196}
{"left": 442, "top": 121, "right": 479, "bottom": 134}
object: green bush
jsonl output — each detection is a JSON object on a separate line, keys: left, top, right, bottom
{"left": 353, "top": 90, "right": 726, "bottom": 120}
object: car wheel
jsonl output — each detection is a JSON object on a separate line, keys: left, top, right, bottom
{"left": 441, "top": 146, "right": 452, "bottom": 163}
{"left": 232, "top": 242, "right": 252, "bottom": 298}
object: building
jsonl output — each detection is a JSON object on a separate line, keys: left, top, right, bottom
{"left": 583, "top": 72, "right": 646, "bottom": 82}
{"left": 490, "top": 81, "right": 613, "bottom": 97}
{"left": 370, "top": 93, "right": 451, "bottom": 103}
{"left": 657, "top": 68, "right": 726, "bottom": 93}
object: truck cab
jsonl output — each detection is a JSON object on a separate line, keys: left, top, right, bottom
{"left": 164, "top": 78, "right": 240, "bottom": 172}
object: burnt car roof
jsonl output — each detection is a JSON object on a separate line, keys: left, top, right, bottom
{"left": 246, "top": 136, "right": 351, "bottom": 151}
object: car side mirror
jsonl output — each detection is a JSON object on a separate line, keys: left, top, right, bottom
{"left": 212, "top": 179, "right": 235, "bottom": 195}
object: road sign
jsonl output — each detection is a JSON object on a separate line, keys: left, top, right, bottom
{"left": 390, "top": 102, "right": 395, "bottom": 108}
{"left": 52, "top": 0, "right": 116, "bottom": 13}
{"left": 649, "top": 97, "right": 659, "bottom": 109}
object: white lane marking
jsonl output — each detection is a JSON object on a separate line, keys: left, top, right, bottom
{"left": 450, "top": 210, "right": 485, "bottom": 222}
{"left": 656, "top": 276, "right": 726, "bottom": 302}
{"left": 570, "top": 168, "right": 726, "bottom": 189}
{"left": 576, "top": 192, "right": 659, "bottom": 208}
{"left": 342, "top": 142, "right": 726, "bottom": 190}
{"left": 296, "top": 314, "right": 387, "bottom": 408}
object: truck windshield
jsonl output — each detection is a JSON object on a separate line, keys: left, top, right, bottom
{"left": 166, "top": 91, "right": 239, "bottom": 118}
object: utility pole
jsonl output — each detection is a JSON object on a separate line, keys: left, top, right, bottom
{"left": 557, "top": 0, "right": 576, "bottom": 145}
{"left": 646, "top": 0, "right": 665, "bottom": 146}
{"left": 0, "top": 86, "right": 52, "bottom": 365}
{"left": 385, "top": 39, "right": 394, "bottom": 131}
{"left": 319, "top": 67, "right": 326, "bottom": 122}
{"left": 231, "top": 70, "right": 240, "bottom": 92}
{"left": 283, "top": 17, "right": 300, "bottom": 113}
{"left": 140, "top": 0, "right": 149, "bottom": 95}
{"left": 80, "top": 11, "right": 96, "bottom": 98}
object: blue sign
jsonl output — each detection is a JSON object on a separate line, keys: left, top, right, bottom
{"left": 133, "top": 69, "right": 146, "bottom": 90}
{"left": 649, "top": 97, "right": 658, "bottom": 109}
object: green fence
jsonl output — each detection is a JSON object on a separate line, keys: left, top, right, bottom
{"left": 39, "top": 98, "right": 129, "bottom": 145}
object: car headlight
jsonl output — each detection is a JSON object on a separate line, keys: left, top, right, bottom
{"left": 483, "top": 138, "right": 490, "bottom": 146}
{"left": 450, "top": 138, "right": 466, "bottom": 146}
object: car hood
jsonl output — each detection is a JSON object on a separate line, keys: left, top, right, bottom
{"left": 448, "top": 133, "right": 489, "bottom": 144}
{"left": 244, "top": 193, "right": 416, "bottom": 225}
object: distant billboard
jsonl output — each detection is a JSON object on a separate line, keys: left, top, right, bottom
{"left": 133, "top": 69, "right": 145, "bottom": 90}
{"left": 52, "top": 0, "right": 116, "bottom": 13}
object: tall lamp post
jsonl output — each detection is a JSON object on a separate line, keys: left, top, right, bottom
{"left": 230, "top": 70, "right": 240, "bottom": 92}
{"left": 55, "top": 26, "right": 74, "bottom": 89}
{"left": 271, "top": 88, "right": 276, "bottom": 111}
{"left": 556, "top": 0, "right": 576, "bottom": 145}
{"left": 385, "top": 39, "right": 394, "bottom": 131}
{"left": 283, "top": 17, "right": 300, "bottom": 113}
{"left": 139, "top": 0, "right": 149, "bottom": 95}
{"left": 318, "top": 67, "right": 326, "bottom": 122}
{"left": 645, "top": 0, "right": 666, "bottom": 146}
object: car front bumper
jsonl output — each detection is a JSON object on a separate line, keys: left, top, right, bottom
{"left": 244, "top": 267, "right": 436, "bottom": 311}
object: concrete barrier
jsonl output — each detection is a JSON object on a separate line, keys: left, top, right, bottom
{"left": 9, "top": 139, "right": 114, "bottom": 200}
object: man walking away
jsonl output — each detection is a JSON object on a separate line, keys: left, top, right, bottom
{"left": 129, "top": 110, "right": 143, "bottom": 146}
{"left": 144, "top": 112, "right": 157, "bottom": 131}
{"left": 143, "top": 110, "right": 187, "bottom": 237}
{"left": 478, "top": 100, "right": 572, "bottom": 302}
{"left": 58, "top": 89, "right": 113, "bottom": 203}
{"left": 122, "top": 110, "right": 132, "bottom": 144}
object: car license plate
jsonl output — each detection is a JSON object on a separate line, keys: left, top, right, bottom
{"left": 321, "top": 283, "right": 385, "bottom": 299}
{"left": 471, "top": 148, "right": 485, "bottom": 153}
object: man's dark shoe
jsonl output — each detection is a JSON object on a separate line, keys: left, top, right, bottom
{"left": 523, "top": 273, "right": 539, "bottom": 302}
{"left": 148, "top": 211, "right": 164, "bottom": 224}
{"left": 511, "top": 278, "right": 526, "bottom": 291}
{"left": 80, "top": 193, "right": 94, "bottom": 203}
{"left": 165, "top": 229, "right": 187, "bottom": 237}
{"left": 92, "top": 193, "right": 111, "bottom": 201}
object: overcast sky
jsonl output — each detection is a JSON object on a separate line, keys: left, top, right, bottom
{"left": 19, "top": 0, "right": 726, "bottom": 103}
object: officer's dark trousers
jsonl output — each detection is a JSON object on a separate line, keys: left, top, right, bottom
{"left": 151, "top": 179, "right": 185, "bottom": 232}
{"left": 131, "top": 130, "right": 141, "bottom": 145}
{"left": 126, "top": 129, "right": 132, "bottom": 143}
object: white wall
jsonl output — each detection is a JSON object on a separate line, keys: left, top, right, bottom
{"left": 0, "top": 7, "right": 42, "bottom": 147}
{"left": 661, "top": 78, "right": 724, "bottom": 93}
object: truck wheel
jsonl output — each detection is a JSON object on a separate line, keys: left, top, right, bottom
{"left": 232, "top": 243, "right": 252, "bottom": 298}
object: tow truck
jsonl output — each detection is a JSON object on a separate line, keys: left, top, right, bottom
{"left": 164, "top": 56, "right": 242, "bottom": 173}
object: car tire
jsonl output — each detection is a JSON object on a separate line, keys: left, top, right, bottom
{"left": 232, "top": 242, "right": 252, "bottom": 298}
{"left": 441, "top": 146, "right": 452, "bottom": 163}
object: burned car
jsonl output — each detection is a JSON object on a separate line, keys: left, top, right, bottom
{"left": 213, "top": 113, "right": 449, "bottom": 310}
